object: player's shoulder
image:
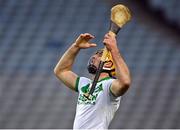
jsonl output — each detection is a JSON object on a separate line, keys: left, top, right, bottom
{"left": 78, "top": 76, "right": 91, "bottom": 82}
{"left": 76, "top": 76, "right": 91, "bottom": 86}
{"left": 77, "top": 76, "right": 115, "bottom": 87}
{"left": 75, "top": 76, "right": 91, "bottom": 92}
{"left": 98, "top": 77, "right": 115, "bottom": 84}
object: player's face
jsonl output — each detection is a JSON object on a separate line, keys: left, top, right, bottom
{"left": 90, "top": 50, "right": 103, "bottom": 68}
{"left": 87, "top": 50, "right": 103, "bottom": 74}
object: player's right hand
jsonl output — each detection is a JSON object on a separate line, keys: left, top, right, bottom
{"left": 74, "top": 33, "right": 97, "bottom": 49}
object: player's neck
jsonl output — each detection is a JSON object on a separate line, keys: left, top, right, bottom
{"left": 92, "top": 73, "right": 109, "bottom": 81}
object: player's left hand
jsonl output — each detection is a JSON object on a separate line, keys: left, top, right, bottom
{"left": 74, "top": 33, "right": 97, "bottom": 49}
{"left": 103, "top": 33, "right": 118, "bottom": 51}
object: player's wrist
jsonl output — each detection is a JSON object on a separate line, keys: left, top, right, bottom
{"left": 73, "top": 43, "right": 81, "bottom": 50}
{"left": 110, "top": 46, "right": 119, "bottom": 53}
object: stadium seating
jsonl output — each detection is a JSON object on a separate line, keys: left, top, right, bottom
{"left": 146, "top": 0, "right": 180, "bottom": 27}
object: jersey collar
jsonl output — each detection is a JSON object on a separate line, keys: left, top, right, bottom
{"left": 98, "top": 77, "right": 112, "bottom": 82}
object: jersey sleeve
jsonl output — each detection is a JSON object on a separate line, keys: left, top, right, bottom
{"left": 75, "top": 76, "right": 91, "bottom": 92}
{"left": 106, "top": 79, "right": 121, "bottom": 102}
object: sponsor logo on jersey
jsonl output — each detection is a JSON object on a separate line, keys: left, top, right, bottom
{"left": 78, "top": 83, "right": 103, "bottom": 105}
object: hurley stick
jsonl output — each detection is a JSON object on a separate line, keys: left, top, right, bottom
{"left": 84, "top": 4, "right": 132, "bottom": 99}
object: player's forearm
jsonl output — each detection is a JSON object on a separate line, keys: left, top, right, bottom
{"left": 54, "top": 43, "right": 80, "bottom": 74}
{"left": 110, "top": 48, "right": 131, "bottom": 85}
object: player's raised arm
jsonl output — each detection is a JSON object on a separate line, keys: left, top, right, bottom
{"left": 103, "top": 33, "right": 131, "bottom": 96}
{"left": 54, "top": 33, "right": 96, "bottom": 91}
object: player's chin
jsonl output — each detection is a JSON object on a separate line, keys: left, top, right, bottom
{"left": 87, "top": 64, "right": 97, "bottom": 74}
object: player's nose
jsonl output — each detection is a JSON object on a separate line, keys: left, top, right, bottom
{"left": 89, "top": 57, "right": 95, "bottom": 64}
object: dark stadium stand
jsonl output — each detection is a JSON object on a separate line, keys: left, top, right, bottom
{"left": 0, "top": 0, "right": 180, "bottom": 128}
{"left": 146, "top": 0, "right": 180, "bottom": 27}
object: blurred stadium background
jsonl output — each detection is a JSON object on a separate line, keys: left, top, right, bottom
{"left": 0, "top": 0, "right": 180, "bottom": 128}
